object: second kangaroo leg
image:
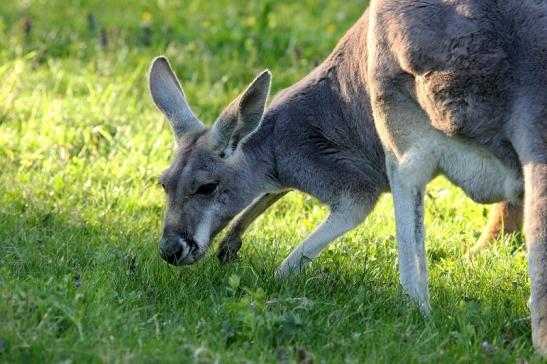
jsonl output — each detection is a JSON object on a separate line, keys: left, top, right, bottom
{"left": 218, "top": 191, "right": 288, "bottom": 263}
{"left": 275, "top": 198, "right": 375, "bottom": 278}
{"left": 467, "top": 201, "right": 523, "bottom": 256}
{"left": 387, "top": 151, "right": 436, "bottom": 315}
{"left": 511, "top": 115, "right": 547, "bottom": 354}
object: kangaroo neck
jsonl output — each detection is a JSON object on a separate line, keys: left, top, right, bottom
{"left": 241, "top": 10, "right": 384, "bottom": 192}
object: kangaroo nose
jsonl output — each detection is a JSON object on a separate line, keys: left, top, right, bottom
{"left": 159, "top": 237, "right": 184, "bottom": 265}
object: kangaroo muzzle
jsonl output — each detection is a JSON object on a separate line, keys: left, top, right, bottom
{"left": 159, "top": 233, "right": 199, "bottom": 266}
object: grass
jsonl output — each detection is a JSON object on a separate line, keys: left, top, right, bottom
{"left": 0, "top": 0, "right": 538, "bottom": 362}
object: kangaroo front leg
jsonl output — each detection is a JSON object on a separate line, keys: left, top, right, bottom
{"left": 275, "top": 203, "right": 370, "bottom": 278}
{"left": 388, "top": 152, "right": 436, "bottom": 314}
{"left": 218, "top": 191, "right": 288, "bottom": 263}
{"left": 368, "top": 88, "right": 437, "bottom": 313}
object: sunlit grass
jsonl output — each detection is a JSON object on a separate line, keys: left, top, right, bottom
{"left": 0, "top": 0, "right": 538, "bottom": 362}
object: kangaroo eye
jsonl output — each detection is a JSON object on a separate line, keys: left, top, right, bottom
{"left": 194, "top": 182, "right": 218, "bottom": 196}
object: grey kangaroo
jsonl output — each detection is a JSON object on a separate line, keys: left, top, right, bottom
{"left": 149, "top": 1, "right": 546, "bottom": 354}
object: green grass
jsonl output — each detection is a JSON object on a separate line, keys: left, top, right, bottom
{"left": 0, "top": 0, "right": 538, "bottom": 362}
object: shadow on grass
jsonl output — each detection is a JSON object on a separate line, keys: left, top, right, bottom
{"left": 0, "top": 195, "right": 537, "bottom": 362}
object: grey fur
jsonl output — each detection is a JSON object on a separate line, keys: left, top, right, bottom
{"left": 149, "top": 0, "right": 547, "bottom": 353}
{"left": 212, "top": 70, "right": 272, "bottom": 156}
{"left": 149, "top": 57, "right": 203, "bottom": 139}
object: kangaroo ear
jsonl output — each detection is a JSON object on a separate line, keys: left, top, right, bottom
{"left": 211, "top": 70, "right": 271, "bottom": 156}
{"left": 149, "top": 56, "right": 203, "bottom": 142}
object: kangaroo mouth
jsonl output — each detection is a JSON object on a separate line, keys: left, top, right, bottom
{"left": 161, "top": 215, "right": 234, "bottom": 266}
{"left": 161, "top": 237, "right": 203, "bottom": 266}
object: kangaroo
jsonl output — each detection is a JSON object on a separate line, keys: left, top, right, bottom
{"left": 149, "top": 1, "right": 546, "bottom": 354}
{"left": 150, "top": 48, "right": 388, "bottom": 275}
{"left": 365, "top": 0, "right": 546, "bottom": 353}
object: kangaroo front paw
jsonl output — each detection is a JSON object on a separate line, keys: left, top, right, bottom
{"left": 274, "top": 264, "right": 293, "bottom": 279}
{"left": 275, "top": 255, "right": 312, "bottom": 278}
{"left": 217, "top": 235, "right": 242, "bottom": 264}
{"left": 419, "top": 299, "right": 431, "bottom": 317}
{"left": 400, "top": 280, "right": 431, "bottom": 316}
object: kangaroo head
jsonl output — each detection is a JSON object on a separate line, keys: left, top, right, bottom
{"left": 149, "top": 56, "right": 271, "bottom": 266}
